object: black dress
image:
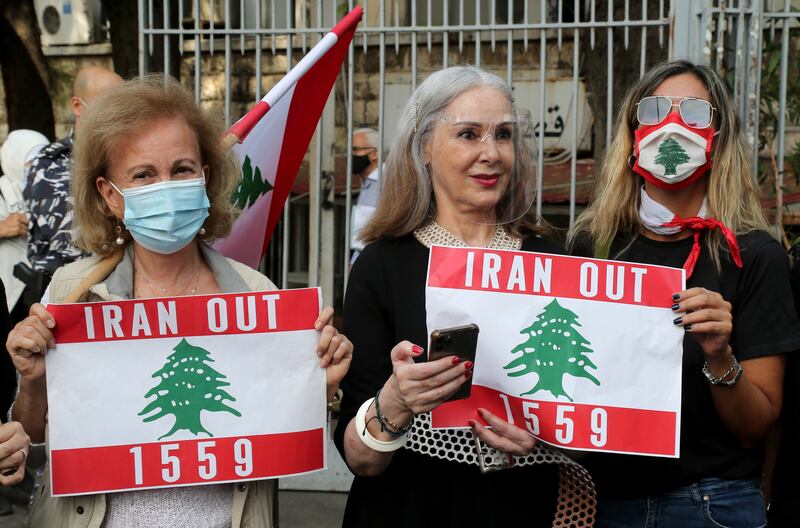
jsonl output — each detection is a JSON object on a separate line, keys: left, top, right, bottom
{"left": 571, "top": 231, "right": 800, "bottom": 499}
{"left": 334, "top": 234, "right": 562, "bottom": 528}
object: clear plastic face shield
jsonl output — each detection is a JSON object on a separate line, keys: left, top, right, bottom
{"left": 426, "top": 107, "right": 537, "bottom": 228}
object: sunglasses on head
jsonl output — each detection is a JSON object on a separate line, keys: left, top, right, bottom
{"left": 635, "top": 96, "right": 716, "bottom": 129}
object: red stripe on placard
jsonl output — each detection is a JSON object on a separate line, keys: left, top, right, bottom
{"left": 49, "top": 288, "right": 321, "bottom": 344}
{"left": 431, "top": 385, "right": 677, "bottom": 457}
{"left": 50, "top": 429, "right": 324, "bottom": 496}
{"left": 427, "top": 246, "right": 684, "bottom": 308}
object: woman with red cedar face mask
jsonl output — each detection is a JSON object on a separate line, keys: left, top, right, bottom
{"left": 568, "top": 60, "right": 800, "bottom": 528}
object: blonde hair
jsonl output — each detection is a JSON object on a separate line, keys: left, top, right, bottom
{"left": 568, "top": 60, "right": 768, "bottom": 267}
{"left": 359, "top": 66, "right": 543, "bottom": 243}
{"left": 72, "top": 74, "right": 238, "bottom": 256}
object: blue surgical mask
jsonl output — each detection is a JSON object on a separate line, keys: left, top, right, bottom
{"left": 110, "top": 176, "right": 210, "bottom": 254}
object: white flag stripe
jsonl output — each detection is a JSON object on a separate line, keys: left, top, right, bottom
{"left": 233, "top": 83, "right": 295, "bottom": 188}
{"left": 46, "top": 330, "right": 324, "bottom": 450}
{"left": 426, "top": 287, "right": 683, "bottom": 411}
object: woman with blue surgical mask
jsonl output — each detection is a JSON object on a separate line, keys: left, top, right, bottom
{"left": 568, "top": 60, "right": 800, "bottom": 528}
{"left": 5, "top": 75, "right": 353, "bottom": 528}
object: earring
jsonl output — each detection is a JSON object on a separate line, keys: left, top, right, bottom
{"left": 115, "top": 224, "right": 125, "bottom": 246}
{"left": 198, "top": 227, "right": 206, "bottom": 236}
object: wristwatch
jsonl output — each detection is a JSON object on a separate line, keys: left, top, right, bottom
{"left": 702, "top": 354, "right": 743, "bottom": 386}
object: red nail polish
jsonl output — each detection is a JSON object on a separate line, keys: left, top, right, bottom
{"left": 465, "top": 370, "right": 472, "bottom": 379}
{"left": 464, "top": 361, "right": 474, "bottom": 370}
{"left": 411, "top": 345, "right": 423, "bottom": 354}
{"left": 468, "top": 420, "right": 477, "bottom": 428}
{"left": 452, "top": 356, "right": 461, "bottom": 365}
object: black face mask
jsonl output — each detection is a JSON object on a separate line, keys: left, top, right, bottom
{"left": 351, "top": 153, "right": 372, "bottom": 175}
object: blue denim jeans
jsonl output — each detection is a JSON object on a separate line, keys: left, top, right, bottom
{"left": 595, "top": 478, "right": 767, "bottom": 528}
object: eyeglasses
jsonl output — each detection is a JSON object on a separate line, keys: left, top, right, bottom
{"left": 636, "top": 96, "right": 716, "bottom": 129}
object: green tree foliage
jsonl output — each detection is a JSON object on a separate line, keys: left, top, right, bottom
{"left": 504, "top": 299, "right": 600, "bottom": 401}
{"left": 231, "top": 155, "right": 273, "bottom": 210}
{"left": 139, "top": 338, "right": 241, "bottom": 440}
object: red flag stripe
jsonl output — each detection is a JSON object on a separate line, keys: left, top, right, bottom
{"left": 332, "top": 7, "right": 364, "bottom": 37}
{"left": 51, "top": 429, "right": 325, "bottom": 496}
{"left": 48, "top": 288, "right": 321, "bottom": 343}
{"left": 432, "top": 385, "right": 678, "bottom": 456}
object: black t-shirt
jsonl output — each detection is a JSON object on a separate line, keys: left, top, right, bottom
{"left": 571, "top": 230, "right": 800, "bottom": 499}
{"left": 767, "top": 244, "right": 800, "bottom": 527}
{"left": 334, "top": 233, "right": 562, "bottom": 528}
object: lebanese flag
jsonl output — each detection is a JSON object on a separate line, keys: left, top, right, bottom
{"left": 45, "top": 288, "right": 326, "bottom": 496}
{"left": 213, "top": 7, "right": 362, "bottom": 269}
{"left": 425, "top": 246, "right": 686, "bottom": 457}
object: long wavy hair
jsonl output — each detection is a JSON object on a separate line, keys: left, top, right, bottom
{"left": 359, "top": 66, "right": 543, "bottom": 243}
{"left": 568, "top": 60, "right": 768, "bottom": 267}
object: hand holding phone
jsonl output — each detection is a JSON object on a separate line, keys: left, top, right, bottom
{"left": 428, "top": 324, "right": 479, "bottom": 401}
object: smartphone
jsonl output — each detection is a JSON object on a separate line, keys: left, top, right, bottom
{"left": 428, "top": 324, "right": 479, "bottom": 401}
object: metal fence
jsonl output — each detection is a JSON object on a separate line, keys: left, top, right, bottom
{"left": 138, "top": 0, "right": 799, "bottom": 310}
{"left": 675, "top": 0, "right": 800, "bottom": 236}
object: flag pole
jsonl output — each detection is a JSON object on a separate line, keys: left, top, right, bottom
{"left": 222, "top": 6, "right": 364, "bottom": 149}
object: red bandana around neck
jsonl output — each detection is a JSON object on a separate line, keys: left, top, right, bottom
{"left": 660, "top": 216, "right": 743, "bottom": 278}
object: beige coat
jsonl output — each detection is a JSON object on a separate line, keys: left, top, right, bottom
{"left": 28, "top": 244, "right": 277, "bottom": 528}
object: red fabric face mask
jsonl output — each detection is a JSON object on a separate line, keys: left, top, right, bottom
{"left": 632, "top": 112, "right": 715, "bottom": 190}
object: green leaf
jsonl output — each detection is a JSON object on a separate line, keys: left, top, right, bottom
{"left": 231, "top": 155, "right": 274, "bottom": 209}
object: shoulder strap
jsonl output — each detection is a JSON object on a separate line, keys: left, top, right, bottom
{"left": 61, "top": 250, "right": 124, "bottom": 303}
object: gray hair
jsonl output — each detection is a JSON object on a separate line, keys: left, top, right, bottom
{"left": 359, "top": 66, "right": 541, "bottom": 243}
{"left": 353, "top": 127, "right": 379, "bottom": 149}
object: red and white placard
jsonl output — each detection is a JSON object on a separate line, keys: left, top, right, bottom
{"left": 45, "top": 288, "right": 326, "bottom": 496}
{"left": 426, "top": 246, "right": 685, "bottom": 457}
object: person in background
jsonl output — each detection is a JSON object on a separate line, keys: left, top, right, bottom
{"left": 568, "top": 60, "right": 800, "bottom": 528}
{"left": 0, "top": 419, "right": 30, "bottom": 515}
{"left": 349, "top": 127, "right": 381, "bottom": 261}
{"left": 0, "top": 130, "right": 49, "bottom": 480}
{"left": 0, "top": 129, "right": 50, "bottom": 323}
{"left": 24, "top": 66, "right": 123, "bottom": 277}
{"left": 767, "top": 243, "right": 800, "bottom": 527}
{"left": 0, "top": 281, "right": 30, "bottom": 516}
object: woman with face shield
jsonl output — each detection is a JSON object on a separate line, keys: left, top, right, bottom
{"left": 568, "top": 60, "right": 800, "bottom": 527}
{"left": 334, "top": 66, "right": 589, "bottom": 527}
{"left": 5, "top": 75, "right": 352, "bottom": 528}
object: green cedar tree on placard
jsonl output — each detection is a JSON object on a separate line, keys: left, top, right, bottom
{"left": 504, "top": 299, "right": 600, "bottom": 401}
{"left": 139, "top": 338, "right": 241, "bottom": 440}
